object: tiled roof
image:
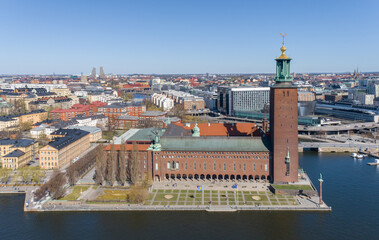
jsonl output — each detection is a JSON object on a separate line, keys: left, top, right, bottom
{"left": 173, "top": 122, "right": 260, "bottom": 136}
{"left": 104, "top": 144, "right": 149, "bottom": 151}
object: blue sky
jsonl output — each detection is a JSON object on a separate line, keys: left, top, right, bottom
{"left": 0, "top": 0, "right": 378, "bottom": 74}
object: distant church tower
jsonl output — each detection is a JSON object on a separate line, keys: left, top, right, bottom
{"left": 270, "top": 36, "right": 299, "bottom": 183}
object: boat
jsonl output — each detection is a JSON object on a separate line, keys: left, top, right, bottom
{"left": 351, "top": 153, "right": 358, "bottom": 158}
{"left": 356, "top": 154, "right": 364, "bottom": 159}
{"left": 367, "top": 159, "right": 379, "bottom": 166}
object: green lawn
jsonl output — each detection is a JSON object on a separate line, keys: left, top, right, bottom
{"left": 60, "top": 186, "right": 89, "bottom": 200}
{"left": 272, "top": 184, "right": 313, "bottom": 190}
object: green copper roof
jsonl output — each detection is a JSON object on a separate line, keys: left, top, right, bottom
{"left": 160, "top": 136, "right": 271, "bottom": 152}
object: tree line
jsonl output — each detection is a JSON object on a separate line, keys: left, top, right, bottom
{"left": 66, "top": 145, "right": 101, "bottom": 185}
{"left": 34, "top": 171, "right": 66, "bottom": 201}
{"left": 95, "top": 141, "right": 141, "bottom": 186}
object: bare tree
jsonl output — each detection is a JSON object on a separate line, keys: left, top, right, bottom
{"left": 129, "top": 141, "right": 140, "bottom": 184}
{"left": 119, "top": 143, "right": 127, "bottom": 185}
{"left": 95, "top": 144, "right": 106, "bottom": 185}
{"left": 109, "top": 144, "right": 117, "bottom": 185}
{"left": 34, "top": 171, "right": 66, "bottom": 201}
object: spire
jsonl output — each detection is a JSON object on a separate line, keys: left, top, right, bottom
{"left": 275, "top": 33, "right": 293, "bottom": 84}
{"left": 278, "top": 33, "right": 289, "bottom": 59}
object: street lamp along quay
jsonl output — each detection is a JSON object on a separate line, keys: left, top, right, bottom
{"left": 318, "top": 173, "right": 324, "bottom": 206}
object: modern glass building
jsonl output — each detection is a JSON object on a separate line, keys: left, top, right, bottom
{"left": 217, "top": 87, "right": 270, "bottom": 116}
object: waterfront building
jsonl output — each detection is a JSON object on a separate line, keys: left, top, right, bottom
{"left": 39, "top": 129, "right": 90, "bottom": 169}
{"left": 0, "top": 139, "right": 37, "bottom": 169}
{"left": 104, "top": 42, "right": 299, "bottom": 184}
{"left": 315, "top": 102, "right": 379, "bottom": 122}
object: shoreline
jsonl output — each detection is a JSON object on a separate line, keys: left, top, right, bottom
{"left": 0, "top": 190, "right": 331, "bottom": 213}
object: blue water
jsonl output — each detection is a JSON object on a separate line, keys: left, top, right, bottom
{"left": 0, "top": 153, "right": 378, "bottom": 240}
{"left": 133, "top": 93, "right": 148, "bottom": 99}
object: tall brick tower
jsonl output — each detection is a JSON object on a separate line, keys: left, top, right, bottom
{"left": 270, "top": 37, "right": 298, "bottom": 183}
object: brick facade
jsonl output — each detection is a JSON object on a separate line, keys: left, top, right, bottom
{"left": 270, "top": 86, "right": 298, "bottom": 183}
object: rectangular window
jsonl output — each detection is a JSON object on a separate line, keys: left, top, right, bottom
{"left": 167, "top": 162, "right": 170, "bottom": 169}
{"left": 265, "top": 164, "right": 268, "bottom": 172}
{"left": 253, "top": 163, "right": 256, "bottom": 171}
{"left": 233, "top": 163, "right": 236, "bottom": 171}
{"left": 243, "top": 163, "right": 246, "bottom": 171}
{"left": 155, "top": 163, "right": 158, "bottom": 171}
{"left": 176, "top": 162, "right": 179, "bottom": 169}
{"left": 223, "top": 163, "right": 226, "bottom": 171}
{"left": 194, "top": 162, "right": 197, "bottom": 170}
{"left": 185, "top": 162, "right": 187, "bottom": 170}
{"left": 213, "top": 162, "right": 216, "bottom": 170}
{"left": 204, "top": 162, "right": 207, "bottom": 170}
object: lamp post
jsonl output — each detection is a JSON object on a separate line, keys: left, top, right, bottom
{"left": 318, "top": 173, "right": 324, "bottom": 206}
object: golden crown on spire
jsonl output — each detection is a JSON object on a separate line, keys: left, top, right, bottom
{"left": 278, "top": 33, "right": 289, "bottom": 59}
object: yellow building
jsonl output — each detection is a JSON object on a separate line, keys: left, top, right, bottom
{"left": 39, "top": 129, "right": 90, "bottom": 169}
{"left": 17, "top": 109, "right": 48, "bottom": 125}
{"left": 0, "top": 139, "right": 38, "bottom": 169}
{"left": 0, "top": 117, "right": 19, "bottom": 131}
{"left": 50, "top": 88, "right": 71, "bottom": 97}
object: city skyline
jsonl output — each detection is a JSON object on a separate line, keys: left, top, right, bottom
{"left": 0, "top": 0, "right": 378, "bottom": 74}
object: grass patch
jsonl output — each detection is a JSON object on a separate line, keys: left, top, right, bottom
{"left": 272, "top": 184, "right": 313, "bottom": 191}
{"left": 60, "top": 186, "right": 89, "bottom": 201}
{"left": 96, "top": 190, "right": 129, "bottom": 201}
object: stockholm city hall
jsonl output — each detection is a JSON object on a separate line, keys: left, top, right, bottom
{"left": 108, "top": 40, "right": 299, "bottom": 184}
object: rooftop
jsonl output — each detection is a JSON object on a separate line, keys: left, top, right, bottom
{"left": 140, "top": 111, "right": 166, "bottom": 117}
{"left": 4, "top": 149, "right": 25, "bottom": 158}
{"left": 0, "top": 139, "right": 35, "bottom": 147}
{"left": 48, "top": 129, "right": 89, "bottom": 150}
{"left": 160, "top": 136, "right": 271, "bottom": 152}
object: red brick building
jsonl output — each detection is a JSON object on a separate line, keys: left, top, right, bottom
{"left": 50, "top": 102, "right": 106, "bottom": 121}
{"left": 103, "top": 43, "right": 299, "bottom": 184}
{"left": 98, "top": 102, "right": 146, "bottom": 124}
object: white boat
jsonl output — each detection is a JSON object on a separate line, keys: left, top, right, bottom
{"left": 356, "top": 154, "right": 364, "bottom": 159}
{"left": 351, "top": 153, "right": 358, "bottom": 158}
{"left": 367, "top": 159, "right": 379, "bottom": 166}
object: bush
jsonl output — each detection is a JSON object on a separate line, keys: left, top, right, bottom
{"left": 126, "top": 184, "right": 148, "bottom": 204}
